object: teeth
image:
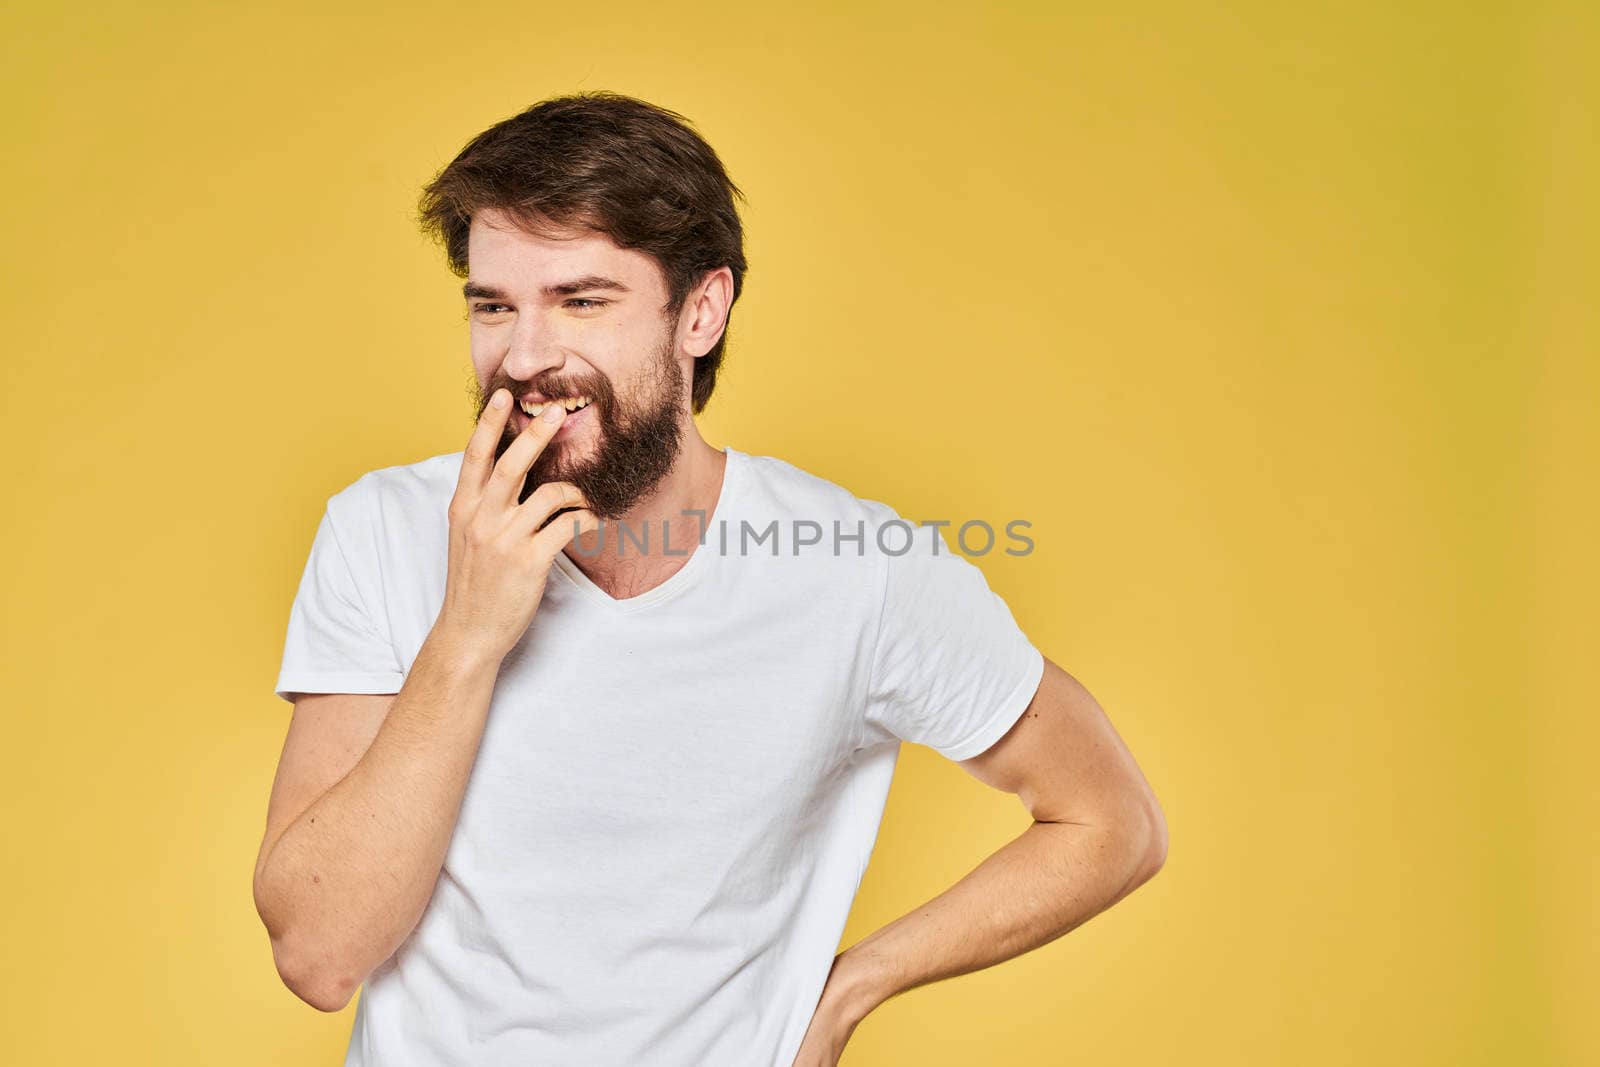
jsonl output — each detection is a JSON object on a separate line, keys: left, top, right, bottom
{"left": 518, "top": 395, "right": 591, "bottom": 416}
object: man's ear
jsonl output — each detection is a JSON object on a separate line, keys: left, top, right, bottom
{"left": 682, "top": 267, "right": 735, "bottom": 359}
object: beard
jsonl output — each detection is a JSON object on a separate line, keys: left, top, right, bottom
{"left": 472, "top": 325, "right": 687, "bottom": 521}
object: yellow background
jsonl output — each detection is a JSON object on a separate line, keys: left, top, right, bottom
{"left": 2, "top": 2, "right": 1592, "bottom": 1064}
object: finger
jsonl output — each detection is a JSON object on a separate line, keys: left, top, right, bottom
{"left": 453, "top": 387, "right": 516, "bottom": 507}
{"left": 508, "top": 480, "right": 590, "bottom": 539}
{"left": 486, "top": 401, "right": 568, "bottom": 511}
{"left": 532, "top": 507, "right": 601, "bottom": 559}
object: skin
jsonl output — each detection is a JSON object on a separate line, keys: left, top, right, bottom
{"left": 254, "top": 209, "right": 1170, "bottom": 1061}
{"left": 789, "top": 657, "right": 1168, "bottom": 1064}
{"left": 253, "top": 394, "right": 599, "bottom": 1010}
{"left": 252, "top": 209, "right": 737, "bottom": 1012}
{"left": 464, "top": 206, "right": 734, "bottom": 598}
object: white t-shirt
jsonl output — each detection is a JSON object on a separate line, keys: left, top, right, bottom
{"left": 273, "top": 446, "right": 1044, "bottom": 1067}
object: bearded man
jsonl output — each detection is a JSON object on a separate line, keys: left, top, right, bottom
{"left": 254, "top": 90, "right": 1167, "bottom": 1067}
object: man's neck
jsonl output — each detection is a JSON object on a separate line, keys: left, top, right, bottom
{"left": 561, "top": 431, "right": 728, "bottom": 600}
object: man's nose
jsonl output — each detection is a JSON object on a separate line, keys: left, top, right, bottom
{"left": 500, "top": 314, "right": 566, "bottom": 382}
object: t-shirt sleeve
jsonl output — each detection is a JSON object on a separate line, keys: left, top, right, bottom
{"left": 273, "top": 491, "right": 405, "bottom": 703}
{"left": 860, "top": 511, "right": 1046, "bottom": 761}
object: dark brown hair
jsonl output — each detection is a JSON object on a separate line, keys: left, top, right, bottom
{"left": 417, "top": 91, "right": 749, "bottom": 414}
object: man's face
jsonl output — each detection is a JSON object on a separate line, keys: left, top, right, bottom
{"left": 465, "top": 207, "right": 689, "bottom": 519}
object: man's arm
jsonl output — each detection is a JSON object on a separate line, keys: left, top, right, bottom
{"left": 253, "top": 627, "right": 503, "bottom": 1011}
{"left": 814, "top": 655, "right": 1167, "bottom": 1036}
{"left": 254, "top": 390, "right": 598, "bottom": 1012}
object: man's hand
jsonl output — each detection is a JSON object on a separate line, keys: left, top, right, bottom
{"left": 436, "top": 387, "right": 599, "bottom": 662}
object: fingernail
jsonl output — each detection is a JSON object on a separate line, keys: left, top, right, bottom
{"left": 491, "top": 390, "right": 508, "bottom": 409}
{"left": 542, "top": 404, "right": 564, "bottom": 423}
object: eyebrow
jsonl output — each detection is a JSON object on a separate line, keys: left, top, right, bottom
{"left": 462, "top": 275, "right": 633, "bottom": 300}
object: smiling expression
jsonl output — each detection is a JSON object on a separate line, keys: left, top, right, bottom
{"left": 464, "top": 207, "right": 693, "bottom": 518}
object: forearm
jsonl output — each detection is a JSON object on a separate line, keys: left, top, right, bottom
{"left": 826, "top": 814, "right": 1163, "bottom": 1027}
{"left": 255, "top": 624, "right": 501, "bottom": 1007}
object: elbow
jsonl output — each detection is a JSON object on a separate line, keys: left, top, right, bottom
{"left": 1138, "top": 806, "right": 1168, "bottom": 881}
{"left": 296, "top": 971, "right": 361, "bottom": 1015}
{"left": 256, "top": 880, "right": 361, "bottom": 1013}
{"left": 254, "top": 861, "right": 361, "bottom": 1013}
{"left": 1128, "top": 788, "right": 1168, "bottom": 884}
{"left": 1097, "top": 785, "right": 1167, "bottom": 887}
{"left": 270, "top": 933, "right": 362, "bottom": 1013}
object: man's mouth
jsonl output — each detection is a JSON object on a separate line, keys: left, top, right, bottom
{"left": 512, "top": 393, "right": 596, "bottom": 438}
{"left": 518, "top": 395, "right": 593, "bottom": 417}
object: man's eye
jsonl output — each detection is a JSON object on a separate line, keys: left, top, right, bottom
{"left": 471, "top": 299, "right": 605, "bottom": 314}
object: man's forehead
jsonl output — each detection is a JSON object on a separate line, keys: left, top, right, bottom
{"left": 467, "top": 210, "right": 645, "bottom": 285}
